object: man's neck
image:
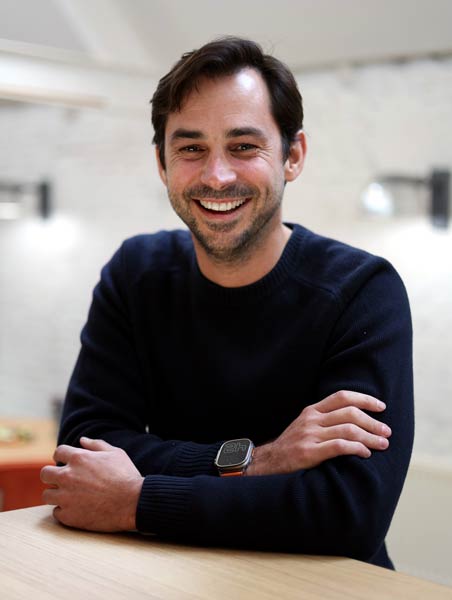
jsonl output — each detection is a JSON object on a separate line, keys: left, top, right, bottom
{"left": 193, "top": 224, "right": 292, "bottom": 288}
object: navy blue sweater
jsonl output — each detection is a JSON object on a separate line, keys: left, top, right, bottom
{"left": 59, "top": 224, "right": 414, "bottom": 568}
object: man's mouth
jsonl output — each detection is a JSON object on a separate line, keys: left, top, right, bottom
{"left": 196, "top": 198, "right": 248, "bottom": 213}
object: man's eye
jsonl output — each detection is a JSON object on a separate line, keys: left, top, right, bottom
{"left": 180, "top": 145, "right": 203, "bottom": 153}
{"left": 233, "top": 143, "right": 257, "bottom": 152}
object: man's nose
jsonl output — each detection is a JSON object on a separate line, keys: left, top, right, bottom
{"left": 200, "top": 153, "right": 237, "bottom": 189}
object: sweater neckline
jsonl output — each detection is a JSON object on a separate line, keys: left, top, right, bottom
{"left": 190, "top": 223, "right": 306, "bottom": 307}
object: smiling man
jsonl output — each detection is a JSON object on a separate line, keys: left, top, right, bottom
{"left": 159, "top": 68, "right": 300, "bottom": 284}
{"left": 41, "top": 37, "right": 414, "bottom": 569}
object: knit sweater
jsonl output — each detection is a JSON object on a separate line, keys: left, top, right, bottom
{"left": 58, "top": 223, "right": 414, "bottom": 568}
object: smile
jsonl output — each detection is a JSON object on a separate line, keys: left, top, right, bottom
{"left": 197, "top": 198, "right": 247, "bottom": 212}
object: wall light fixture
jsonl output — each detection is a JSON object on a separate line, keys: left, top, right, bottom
{"left": 0, "top": 180, "right": 52, "bottom": 220}
{"left": 361, "top": 169, "right": 449, "bottom": 228}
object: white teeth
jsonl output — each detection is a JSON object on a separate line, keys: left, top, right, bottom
{"left": 199, "top": 198, "right": 246, "bottom": 212}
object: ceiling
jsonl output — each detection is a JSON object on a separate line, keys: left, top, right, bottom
{"left": 1, "top": 0, "right": 452, "bottom": 75}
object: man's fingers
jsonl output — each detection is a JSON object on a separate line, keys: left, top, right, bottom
{"left": 314, "top": 390, "right": 385, "bottom": 414}
{"left": 42, "top": 487, "right": 60, "bottom": 505}
{"left": 52, "top": 438, "right": 113, "bottom": 465}
{"left": 53, "top": 506, "right": 67, "bottom": 525}
{"left": 317, "top": 439, "right": 372, "bottom": 463}
{"left": 320, "top": 406, "right": 391, "bottom": 437}
{"left": 318, "top": 424, "right": 389, "bottom": 451}
{"left": 53, "top": 444, "right": 78, "bottom": 464}
{"left": 41, "top": 466, "right": 64, "bottom": 505}
{"left": 79, "top": 437, "right": 113, "bottom": 451}
{"left": 40, "top": 464, "right": 62, "bottom": 485}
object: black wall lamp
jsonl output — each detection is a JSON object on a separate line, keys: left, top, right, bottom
{"left": 362, "top": 169, "right": 450, "bottom": 229}
{"left": 0, "top": 180, "right": 52, "bottom": 220}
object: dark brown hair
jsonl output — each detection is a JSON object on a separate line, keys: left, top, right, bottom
{"left": 151, "top": 36, "right": 303, "bottom": 167}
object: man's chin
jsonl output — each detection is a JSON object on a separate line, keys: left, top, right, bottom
{"left": 192, "top": 228, "right": 255, "bottom": 264}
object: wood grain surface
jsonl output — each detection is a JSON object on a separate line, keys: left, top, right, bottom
{"left": 1, "top": 506, "right": 452, "bottom": 599}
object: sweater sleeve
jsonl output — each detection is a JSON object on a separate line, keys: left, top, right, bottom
{"left": 58, "top": 243, "right": 222, "bottom": 477}
{"left": 136, "top": 261, "right": 414, "bottom": 564}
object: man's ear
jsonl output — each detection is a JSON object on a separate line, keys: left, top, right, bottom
{"left": 284, "top": 130, "right": 307, "bottom": 183}
{"left": 155, "top": 146, "right": 167, "bottom": 186}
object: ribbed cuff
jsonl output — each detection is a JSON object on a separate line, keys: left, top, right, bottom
{"left": 171, "top": 441, "right": 222, "bottom": 477}
{"left": 136, "top": 475, "right": 195, "bottom": 535}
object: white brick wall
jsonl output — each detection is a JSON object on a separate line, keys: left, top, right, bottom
{"left": 0, "top": 101, "right": 180, "bottom": 419}
{"left": 287, "top": 58, "right": 452, "bottom": 460}
{"left": 1, "top": 56, "right": 451, "bottom": 461}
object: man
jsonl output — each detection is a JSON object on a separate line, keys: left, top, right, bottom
{"left": 41, "top": 37, "right": 413, "bottom": 569}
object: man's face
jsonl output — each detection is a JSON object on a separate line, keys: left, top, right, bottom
{"left": 157, "top": 68, "right": 300, "bottom": 263}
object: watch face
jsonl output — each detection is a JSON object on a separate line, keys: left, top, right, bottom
{"left": 216, "top": 439, "right": 252, "bottom": 469}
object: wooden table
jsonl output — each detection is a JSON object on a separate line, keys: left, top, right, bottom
{"left": 0, "top": 418, "right": 56, "bottom": 511}
{"left": 1, "top": 506, "right": 451, "bottom": 599}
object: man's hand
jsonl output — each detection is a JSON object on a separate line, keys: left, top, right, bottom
{"left": 246, "top": 391, "right": 391, "bottom": 476}
{"left": 40, "top": 437, "right": 144, "bottom": 532}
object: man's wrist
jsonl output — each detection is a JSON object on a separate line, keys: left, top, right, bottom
{"left": 244, "top": 442, "right": 274, "bottom": 476}
{"left": 123, "top": 476, "right": 145, "bottom": 531}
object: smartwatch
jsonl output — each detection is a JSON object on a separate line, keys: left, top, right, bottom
{"left": 214, "top": 438, "right": 255, "bottom": 476}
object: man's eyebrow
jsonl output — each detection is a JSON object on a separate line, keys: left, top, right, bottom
{"left": 170, "top": 128, "right": 205, "bottom": 142}
{"left": 169, "top": 126, "right": 267, "bottom": 142}
{"left": 226, "top": 127, "right": 267, "bottom": 139}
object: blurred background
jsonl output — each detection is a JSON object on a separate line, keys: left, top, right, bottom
{"left": 0, "top": 0, "right": 451, "bottom": 586}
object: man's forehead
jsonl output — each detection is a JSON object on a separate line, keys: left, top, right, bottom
{"left": 164, "top": 69, "right": 274, "bottom": 139}
{"left": 175, "top": 68, "right": 268, "bottom": 111}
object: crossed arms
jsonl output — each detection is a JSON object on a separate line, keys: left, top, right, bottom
{"left": 42, "top": 391, "right": 391, "bottom": 533}
{"left": 41, "top": 238, "right": 414, "bottom": 562}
